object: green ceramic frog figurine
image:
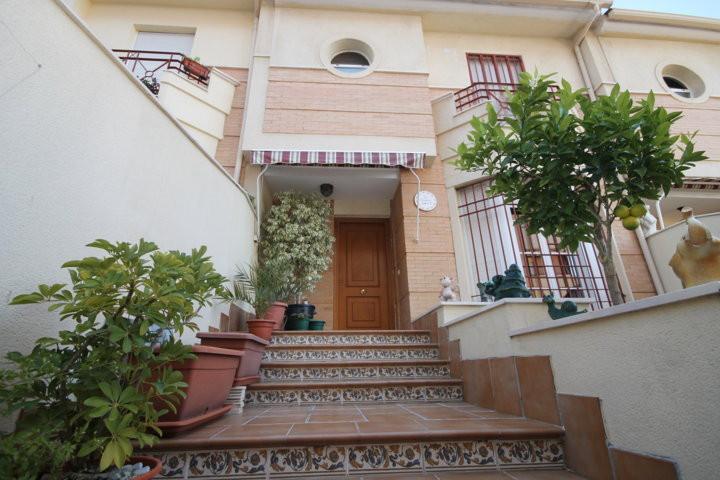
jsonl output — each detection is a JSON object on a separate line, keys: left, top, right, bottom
{"left": 480, "top": 264, "right": 531, "bottom": 300}
{"left": 542, "top": 295, "right": 587, "bottom": 320}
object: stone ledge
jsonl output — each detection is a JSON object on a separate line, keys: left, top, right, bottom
{"left": 510, "top": 282, "right": 720, "bottom": 337}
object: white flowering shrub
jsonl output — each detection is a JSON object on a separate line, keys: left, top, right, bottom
{"left": 259, "top": 191, "right": 334, "bottom": 303}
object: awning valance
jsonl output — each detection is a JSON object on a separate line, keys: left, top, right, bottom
{"left": 251, "top": 150, "right": 425, "bottom": 168}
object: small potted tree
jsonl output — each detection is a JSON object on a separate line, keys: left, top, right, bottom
{"left": 195, "top": 260, "right": 289, "bottom": 386}
{"left": 231, "top": 259, "right": 289, "bottom": 340}
{"left": 0, "top": 239, "right": 237, "bottom": 477}
{"left": 259, "top": 191, "right": 334, "bottom": 330}
{"left": 455, "top": 73, "right": 705, "bottom": 306}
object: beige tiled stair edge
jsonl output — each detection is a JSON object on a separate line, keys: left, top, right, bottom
{"left": 149, "top": 438, "right": 564, "bottom": 478}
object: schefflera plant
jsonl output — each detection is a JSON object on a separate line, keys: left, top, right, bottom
{"left": 0, "top": 239, "right": 230, "bottom": 478}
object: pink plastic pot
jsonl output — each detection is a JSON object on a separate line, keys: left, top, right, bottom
{"left": 196, "top": 332, "right": 269, "bottom": 386}
{"left": 156, "top": 345, "right": 242, "bottom": 434}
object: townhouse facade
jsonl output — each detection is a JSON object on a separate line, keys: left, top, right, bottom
{"left": 65, "top": 0, "right": 720, "bottom": 329}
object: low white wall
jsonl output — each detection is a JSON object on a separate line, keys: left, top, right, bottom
{"left": 0, "top": 0, "right": 256, "bottom": 360}
{"left": 645, "top": 212, "right": 720, "bottom": 292}
{"left": 158, "top": 68, "right": 238, "bottom": 156}
{"left": 447, "top": 284, "right": 720, "bottom": 480}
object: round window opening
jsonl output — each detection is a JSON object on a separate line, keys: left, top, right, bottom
{"left": 323, "top": 38, "right": 375, "bottom": 77}
{"left": 331, "top": 51, "right": 370, "bottom": 74}
{"left": 659, "top": 64, "right": 706, "bottom": 101}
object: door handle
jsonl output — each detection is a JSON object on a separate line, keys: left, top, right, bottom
{"left": 360, "top": 288, "right": 367, "bottom": 296}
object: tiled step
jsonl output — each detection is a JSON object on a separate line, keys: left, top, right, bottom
{"left": 146, "top": 402, "right": 566, "bottom": 478}
{"left": 245, "top": 378, "right": 464, "bottom": 405}
{"left": 262, "top": 343, "right": 440, "bottom": 361}
{"left": 270, "top": 330, "right": 432, "bottom": 346}
{"left": 260, "top": 359, "right": 451, "bottom": 382}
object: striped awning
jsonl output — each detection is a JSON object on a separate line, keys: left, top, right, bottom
{"left": 251, "top": 150, "right": 425, "bottom": 168}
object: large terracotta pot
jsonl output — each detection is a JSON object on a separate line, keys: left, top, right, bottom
{"left": 156, "top": 345, "right": 242, "bottom": 434}
{"left": 129, "top": 456, "right": 162, "bottom": 480}
{"left": 246, "top": 319, "right": 275, "bottom": 341}
{"left": 196, "top": 332, "right": 269, "bottom": 386}
{"left": 265, "top": 301, "right": 288, "bottom": 330}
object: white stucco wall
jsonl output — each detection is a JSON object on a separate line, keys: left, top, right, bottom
{"left": 271, "top": 7, "right": 427, "bottom": 73}
{"left": 0, "top": 0, "right": 256, "bottom": 363}
{"left": 80, "top": 2, "right": 254, "bottom": 68}
{"left": 424, "top": 32, "right": 585, "bottom": 90}
{"left": 447, "top": 284, "right": 720, "bottom": 480}
{"left": 157, "top": 69, "right": 238, "bottom": 156}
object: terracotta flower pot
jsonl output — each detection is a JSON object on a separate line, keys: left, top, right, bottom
{"left": 156, "top": 345, "right": 243, "bottom": 434}
{"left": 265, "top": 301, "right": 288, "bottom": 330}
{"left": 196, "top": 332, "right": 269, "bottom": 386}
{"left": 181, "top": 57, "right": 210, "bottom": 80}
{"left": 129, "top": 456, "right": 162, "bottom": 480}
{"left": 246, "top": 319, "right": 275, "bottom": 341}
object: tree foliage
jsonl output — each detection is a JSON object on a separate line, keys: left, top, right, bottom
{"left": 455, "top": 72, "right": 705, "bottom": 304}
{"left": 259, "top": 191, "right": 334, "bottom": 303}
{"left": 0, "top": 240, "right": 230, "bottom": 477}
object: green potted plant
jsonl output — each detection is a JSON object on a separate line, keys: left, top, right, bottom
{"left": 233, "top": 259, "right": 290, "bottom": 340}
{"left": 0, "top": 239, "right": 234, "bottom": 478}
{"left": 259, "top": 191, "right": 334, "bottom": 329}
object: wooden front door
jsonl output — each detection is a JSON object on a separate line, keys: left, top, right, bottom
{"left": 335, "top": 220, "right": 393, "bottom": 330}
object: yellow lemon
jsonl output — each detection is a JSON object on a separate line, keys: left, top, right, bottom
{"left": 614, "top": 205, "right": 631, "bottom": 219}
{"left": 630, "top": 204, "right": 647, "bottom": 218}
{"left": 623, "top": 216, "right": 640, "bottom": 230}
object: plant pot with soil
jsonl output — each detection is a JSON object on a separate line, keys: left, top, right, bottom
{"left": 0, "top": 240, "right": 230, "bottom": 479}
{"left": 156, "top": 345, "right": 243, "bottom": 434}
{"left": 197, "top": 332, "right": 270, "bottom": 385}
{"left": 284, "top": 314, "right": 310, "bottom": 331}
{"left": 308, "top": 319, "right": 325, "bottom": 331}
{"left": 233, "top": 260, "right": 291, "bottom": 339}
{"left": 265, "top": 301, "right": 288, "bottom": 330}
{"left": 181, "top": 56, "right": 210, "bottom": 80}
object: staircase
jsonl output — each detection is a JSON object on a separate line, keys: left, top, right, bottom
{"left": 147, "top": 330, "right": 572, "bottom": 478}
{"left": 247, "top": 330, "right": 463, "bottom": 405}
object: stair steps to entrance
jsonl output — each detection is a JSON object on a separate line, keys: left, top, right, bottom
{"left": 147, "top": 403, "right": 568, "bottom": 478}
{"left": 252, "top": 330, "right": 455, "bottom": 405}
{"left": 260, "top": 359, "right": 452, "bottom": 382}
{"left": 245, "top": 378, "right": 464, "bottom": 405}
{"left": 146, "top": 330, "right": 572, "bottom": 478}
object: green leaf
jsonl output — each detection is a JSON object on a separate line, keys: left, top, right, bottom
{"left": 9, "top": 293, "right": 44, "bottom": 305}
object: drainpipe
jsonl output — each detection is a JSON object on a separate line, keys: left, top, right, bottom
{"left": 255, "top": 164, "right": 269, "bottom": 240}
{"left": 407, "top": 167, "right": 421, "bottom": 243}
{"left": 573, "top": 0, "right": 603, "bottom": 100}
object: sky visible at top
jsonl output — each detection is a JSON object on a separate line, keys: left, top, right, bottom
{"left": 612, "top": 0, "right": 720, "bottom": 19}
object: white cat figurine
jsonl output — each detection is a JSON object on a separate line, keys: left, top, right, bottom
{"left": 439, "top": 276, "right": 457, "bottom": 302}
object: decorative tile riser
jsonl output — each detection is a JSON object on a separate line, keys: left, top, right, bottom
{"left": 245, "top": 385, "right": 463, "bottom": 404}
{"left": 263, "top": 348, "right": 439, "bottom": 361}
{"left": 148, "top": 439, "right": 564, "bottom": 478}
{"left": 261, "top": 365, "right": 451, "bottom": 381}
{"left": 270, "top": 334, "right": 432, "bottom": 346}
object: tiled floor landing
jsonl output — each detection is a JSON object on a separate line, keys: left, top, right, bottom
{"left": 147, "top": 402, "right": 570, "bottom": 478}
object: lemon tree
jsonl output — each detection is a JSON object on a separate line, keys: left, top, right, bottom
{"left": 455, "top": 72, "right": 706, "bottom": 305}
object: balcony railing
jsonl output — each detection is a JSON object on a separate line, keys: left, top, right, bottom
{"left": 454, "top": 81, "right": 559, "bottom": 114}
{"left": 112, "top": 49, "right": 211, "bottom": 94}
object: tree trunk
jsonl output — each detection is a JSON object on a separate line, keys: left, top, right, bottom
{"left": 591, "top": 216, "right": 625, "bottom": 306}
{"left": 598, "top": 248, "right": 624, "bottom": 305}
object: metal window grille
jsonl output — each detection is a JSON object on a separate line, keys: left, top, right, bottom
{"left": 457, "top": 179, "right": 612, "bottom": 309}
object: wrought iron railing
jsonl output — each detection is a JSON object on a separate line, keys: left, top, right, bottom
{"left": 457, "top": 179, "right": 612, "bottom": 309}
{"left": 454, "top": 81, "right": 559, "bottom": 113}
{"left": 112, "top": 49, "right": 210, "bottom": 94}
